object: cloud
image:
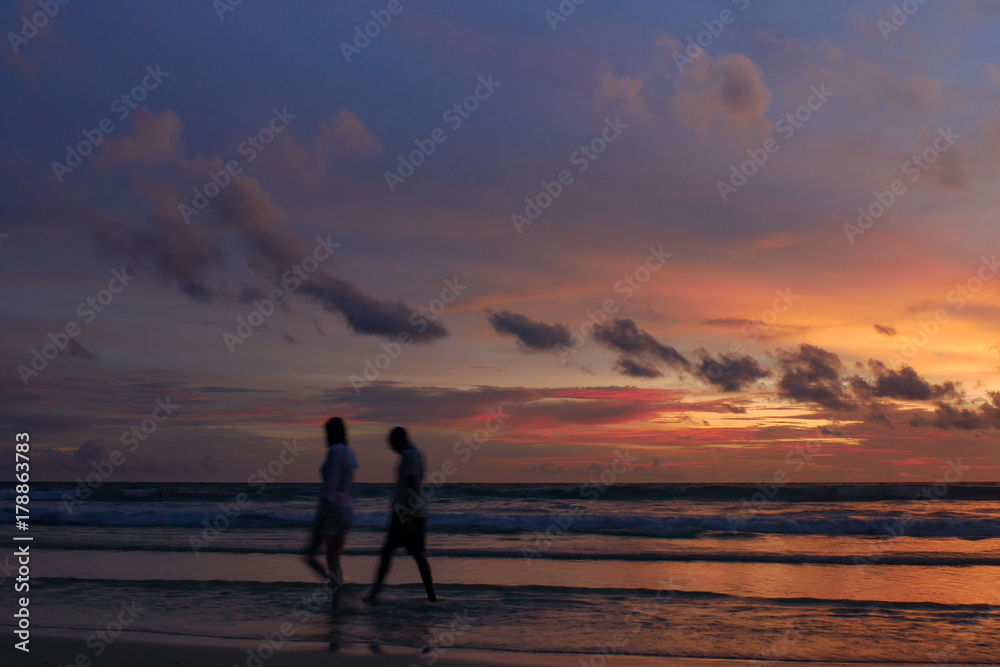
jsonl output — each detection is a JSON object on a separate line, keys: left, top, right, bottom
{"left": 849, "top": 360, "right": 958, "bottom": 401}
{"left": 66, "top": 339, "right": 97, "bottom": 360}
{"left": 674, "top": 53, "right": 771, "bottom": 137}
{"left": 592, "top": 318, "right": 690, "bottom": 377}
{"left": 879, "top": 74, "right": 944, "bottom": 115}
{"left": 265, "top": 108, "right": 382, "bottom": 187}
{"left": 776, "top": 344, "right": 853, "bottom": 410}
{"left": 321, "top": 109, "right": 383, "bottom": 157}
{"left": 919, "top": 393, "right": 1000, "bottom": 430}
{"left": 92, "top": 110, "right": 445, "bottom": 342}
{"left": 323, "top": 382, "right": 690, "bottom": 427}
{"left": 74, "top": 439, "right": 111, "bottom": 464}
{"left": 487, "top": 310, "right": 571, "bottom": 351}
{"left": 701, "top": 317, "right": 808, "bottom": 342}
{"left": 696, "top": 350, "right": 771, "bottom": 392}
{"left": 928, "top": 143, "right": 971, "bottom": 192}
{"left": 98, "top": 108, "right": 185, "bottom": 166}
{"left": 597, "top": 70, "right": 648, "bottom": 116}
{"left": 614, "top": 358, "right": 663, "bottom": 378}
{"left": 873, "top": 324, "right": 898, "bottom": 336}
{"left": 739, "top": 233, "right": 802, "bottom": 255}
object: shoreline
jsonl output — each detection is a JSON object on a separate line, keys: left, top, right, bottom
{"left": 4, "top": 630, "right": 995, "bottom": 667}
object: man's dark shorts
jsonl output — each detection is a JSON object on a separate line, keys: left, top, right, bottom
{"left": 382, "top": 515, "right": 426, "bottom": 554}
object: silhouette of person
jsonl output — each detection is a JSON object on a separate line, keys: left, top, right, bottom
{"left": 365, "top": 426, "right": 436, "bottom": 604}
{"left": 303, "top": 417, "right": 358, "bottom": 608}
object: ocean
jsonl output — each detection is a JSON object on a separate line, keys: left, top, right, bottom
{"left": 4, "top": 482, "right": 1000, "bottom": 663}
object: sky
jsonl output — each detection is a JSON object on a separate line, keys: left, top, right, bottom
{"left": 2, "top": 0, "right": 999, "bottom": 484}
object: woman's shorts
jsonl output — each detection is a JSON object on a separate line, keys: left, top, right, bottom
{"left": 314, "top": 497, "right": 351, "bottom": 536}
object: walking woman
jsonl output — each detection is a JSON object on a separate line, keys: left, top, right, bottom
{"left": 303, "top": 417, "right": 358, "bottom": 608}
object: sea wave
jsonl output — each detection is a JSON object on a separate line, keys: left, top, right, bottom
{"left": 36, "top": 541, "right": 1000, "bottom": 565}
{"left": 6, "top": 482, "right": 1000, "bottom": 504}
{"left": 8, "top": 505, "right": 1000, "bottom": 538}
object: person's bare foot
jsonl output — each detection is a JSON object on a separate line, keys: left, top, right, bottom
{"left": 302, "top": 555, "right": 327, "bottom": 579}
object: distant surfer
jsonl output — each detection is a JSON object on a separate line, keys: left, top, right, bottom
{"left": 303, "top": 417, "right": 358, "bottom": 608}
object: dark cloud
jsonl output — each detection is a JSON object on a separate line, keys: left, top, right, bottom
{"left": 696, "top": 350, "right": 770, "bottom": 391}
{"left": 873, "top": 324, "right": 898, "bottom": 336}
{"left": 722, "top": 403, "right": 748, "bottom": 414}
{"left": 863, "top": 403, "right": 895, "bottom": 429}
{"left": 486, "top": 310, "right": 571, "bottom": 351}
{"left": 702, "top": 317, "right": 754, "bottom": 327}
{"left": 918, "top": 393, "right": 1000, "bottom": 430}
{"left": 776, "top": 344, "right": 853, "bottom": 410}
{"left": 593, "top": 318, "right": 690, "bottom": 377}
{"left": 614, "top": 358, "right": 663, "bottom": 378}
{"left": 195, "top": 454, "right": 224, "bottom": 474}
{"left": 92, "top": 112, "right": 446, "bottom": 342}
{"left": 674, "top": 53, "right": 771, "bottom": 136}
{"left": 74, "top": 439, "right": 111, "bottom": 464}
{"left": 66, "top": 339, "right": 98, "bottom": 360}
{"left": 849, "top": 360, "right": 958, "bottom": 401}
{"left": 701, "top": 316, "right": 809, "bottom": 341}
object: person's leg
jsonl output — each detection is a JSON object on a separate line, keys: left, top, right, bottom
{"left": 412, "top": 553, "right": 436, "bottom": 602}
{"left": 302, "top": 501, "right": 329, "bottom": 578}
{"left": 368, "top": 541, "right": 394, "bottom": 601}
{"left": 326, "top": 531, "right": 346, "bottom": 607}
{"left": 408, "top": 518, "right": 436, "bottom": 602}
{"left": 366, "top": 519, "right": 402, "bottom": 603}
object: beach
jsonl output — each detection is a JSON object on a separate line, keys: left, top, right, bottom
{"left": 5, "top": 631, "right": 972, "bottom": 667}
{"left": 2, "top": 482, "right": 1000, "bottom": 664}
